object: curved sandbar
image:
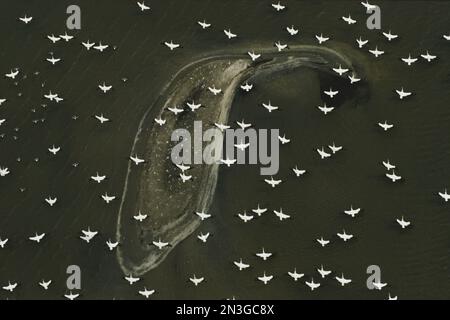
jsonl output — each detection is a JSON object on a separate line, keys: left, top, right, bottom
{"left": 116, "top": 45, "right": 363, "bottom": 276}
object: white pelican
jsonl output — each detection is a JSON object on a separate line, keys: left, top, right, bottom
{"left": 46, "top": 55, "right": 61, "bottom": 65}
{"left": 224, "top": 29, "right": 237, "bottom": 39}
{"left": 369, "top": 46, "right": 384, "bottom": 58}
{"left": 139, "top": 288, "right": 155, "bottom": 298}
{"left": 292, "top": 166, "right": 306, "bottom": 177}
{"left": 2, "top": 282, "right": 18, "bottom": 292}
{"left": 305, "top": 278, "right": 320, "bottom": 291}
{"left": 240, "top": 82, "right": 253, "bottom": 92}
{"left": 197, "top": 20, "right": 211, "bottom": 29}
{"left": 262, "top": 101, "right": 279, "bottom": 112}
{"left": 125, "top": 274, "right": 140, "bottom": 285}
{"left": 168, "top": 106, "right": 184, "bottom": 115}
{"left": 60, "top": 32, "right": 73, "bottom": 42}
{"left": 39, "top": 280, "right": 52, "bottom": 290}
{"left": 386, "top": 170, "right": 402, "bottom": 182}
{"left": 382, "top": 30, "right": 398, "bottom": 41}
{"left": 130, "top": 154, "right": 145, "bottom": 165}
{"left": 64, "top": 292, "right": 79, "bottom": 300}
{"left": 264, "top": 176, "right": 282, "bottom": 188}
{"left": 356, "top": 37, "right": 369, "bottom": 48}
{"left": 214, "top": 122, "right": 230, "bottom": 131}
{"left": 47, "top": 34, "right": 60, "bottom": 43}
{"left": 236, "top": 119, "right": 252, "bottom": 130}
{"left": 335, "top": 273, "right": 352, "bottom": 286}
{"left": 318, "top": 103, "right": 334, "bottom": 115}
{"left": 102, "top": 192, "right": 116, "bottom": 203}
{"left": 234, "top": 259, "right": 250, "bottom": 271}
{"left": 82, "top": 40, "right": 95, "bottom": 50}
{"left": 349, "top": 74, "right": 361, "bottom": 84}
{"left": 361, "top": 0, "right": 377, "bottom": 10}
{"left": 133, "top": 211, "right": 148, "bottom": 222}
{"left": 438, "top": 189, "right": 450, "bottom": 202}
{"left": 248, "top": 51, "right": 261, "bottom": 61}
{"left": 91, "top": 172, "right": 106, "bottom": 183}
{"left": 401, "top": 54, "right": 418, "bottom": 66}
{"left": 153, "top": 239, "right": 169, "bottom": 250}
{"left": 106, "top": 240, "right": 119, "bottom": 251}
{"left": 164, "top": 41, "right": 180, "bottom": 51}
{"left": 324, "top": 88, "right": 338, "bottom": 98}
{"left": 208, "top": 85, "right": 222, "bottom": 95}
{"left": 372, "top": 280, "right": 387, "bottom": 290}
{"left": 396, "top": 88, "right": 412, "bottom": 99}
{"left": 99, "top": 82, "right": 112, "bottom": 93}
{"left": 273, "top": 208, "right": 291, "bottom": 221}
{"left": 378, "top": 121, "right": 394, "bottom": 131}
{"left": 180, "top": 172, "right": 192, "bottom": 183}
{"left": 342, "top": 15, "right": 356, "bottom": 25}
{"left": 382, "top": 160, "right": 396, "bottom": 171}
{"left": 286, "top": 25, "right": 298, "bottom": 36}
{"left": 337, "top": 230, "right": 353, "bottom": 241}
{"left": 220, "top": 157, "right": 237, "bottom": 167}
{"left": 0, "top": 167, "right": 10, "bottom": 177}
{"left": 189, "top": 275, "right": 204, "bottom": 286}
{"left": 317, "top": 237, "right": 330, "bottom": 247}
{"left": 421, "top": 51, "right": 437, "bottom": 62}
{"left": 332, "top": 65, "right": 349, "bottom": 76}
{"left": 154, "top": 117, "right": 166, "bottom": 126}
{"left": 195, "top": 211, "right": 211, "bottom": 221}
{"left": 93, "top": 42, "right": 108, "bottom": 52}
{"left": 258, "top": 272, "right": 273, "bottom": 285}
{"left": 238, "top": 211, "right": 253, "bottom": 223}
{"left": 0, "top": 238, "right": 8, "bottom": 248}
{"left": 137, "top": 1, "right": 150, "bottom": 11}
{"left": 19, "top": 15, "right": 33, "bottom": 24}
{"left": 45, "top": 197, "right": 57, "bottom": 207}
{"left": 197, "top": 232, "right": 210, "bottom": 243}
{"left": 48, "top": 145, "right": 60, "bottom": 155}
{"left": 278, "top": 134, "right": 290, "bottom": 144}
{"left": 274, "top": 41, "right": 288, "bottom": 51}
{"left": 317, "top": 147, "right": 331, "bottom": 159}
{"left": 175, "top": 163, "right": 190, "bottom": 172}
{"left": 396, "top": 216, "right": 411, "bottom": 229}
{"left": 29, "top": 232, "right": 45, "bottom": 243}
{"left": 187, "top": 101, "right": 202, "bottom": 111}
{"left": 317, "top": 265, "right": 331, "bottom": 278}
{"left": 315, "top": 34, "right": 329, "bottom": 44}
{"left": 328, "top": 143, "right": 343, "bottom": 154}
{"left": 272, "top": 1, "right": 285, "bottom": 11}
{"left": 256, "top": 248, "right": 272, "bottom": 260}
{"left": 288, "top": 268, "right": 304, "bottom": 281}
{"left": 344, "top": 206, "right": 361, "bottom": 218}
{"left": 252, "top": 204, "right": 267, "bottom": 216}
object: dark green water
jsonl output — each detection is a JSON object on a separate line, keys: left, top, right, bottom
{"left": 0, "top": 0, "right": 449, "bottom": 299}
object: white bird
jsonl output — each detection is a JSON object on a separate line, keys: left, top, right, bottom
{"left": 396, "top": 216, "right": 411, "bottom": 229}
{"left": 46, "top": 56, "right": 61, "bottom": 65}
{"left": 93, "top": 42, "right": 109, "bottom": 52}
{"left": 305, "top": 278, "right": 320, "bottom": 291}
{"left": 421, "top": 51, "right": 437, "bottom": 62}
{"left": 195, "top": 211, "right": 211, "bottom": 221}
{"left": 344, "top": 206, "right": 361, "bottom": 218}
{"left": 0, "top": 98, "right": 6, "bottom": 106}
{"left": 332, "top": 64, "right": 349, "bottom": 76}
{"left": 153, "top": 239, "right": 169, "bottom": 250}
{"left": 5, "top": 69, "right": 19, "bottom": 79}
{"left": 60, "top": 32, "right": 74, "bottom": 42}
{"left": 292, "top": 166, "right": 306, "bottom": 177}
{"left": 317, "top": 237, "right": 330, "bottom": 247}
{"left": 328, "top": 143, "right": 343, "bottom": 154}
{"left": 256, "top": 248, "right": 272, "bottom": 261}
{"left": 356, "top": 37, "right": 369, "bottom": 48}
{"left": 369, "top": 46, "right": 384, "bottom": 58}
{"left": 186, "top": 101, "right": 202, "bottom": 112}
{"left": 382, "top": 160, "right": 396, "bottom": 171}
{"left": 317, "top": 147, "right": 331, "bottom": 159}
{"left": 154, "top": 117, "right": 166, "bottom": 126}
{"left": 324, "top": 88, "right": 338, "bottom": 98}
{"left": 197, "top": 232, "right": 210, "bottom": 243}
{"left": 288, "top": 268, "right": 304, "bottom": 281}
{"left": 224, "top": 29, "right": 237, "bottom": 39}
{"left": 252, "top": 204, "right": 267, "bottom": 216}
{"left": 189, "top": 275, "right": 204, "bottom": 286}
{"left": 264, "top": 176, "right": 282, "bottom": 188}
{"left": 29, "top": 232, "right": 46, "bottom": 243}
{"left": 98, "top": 82, "right": 112, "bottom": 93}
{"left": 349, "top": 73, "right": 361, "bottom": 84}
{"left": 47, "top": 34, "right": 60, "bottom": 43}
{"left": 214, "top": 122, "right": 230, "bottom": 131}
{"left": 19, "top": 15, "right": 33, "bottom": 24}
{"left": 386, "top": 170, "right": 402, "bottom": 182}
{"left": 0, "top": 238, "right": 8, "bottom": 248}
{"left": 337, "top": 230, "right": 353, "bottom": 241}
{"left": 361, "top": 0, "right": 377, "bottom": 11}
{"left": 91, "top": 172, "right": 106, "bottom": 183}
{"left": 45, "top": 197, "right": 57, "bottom": 207}
{"left": 342, "top": 15, "right": 356, "bottom": 24}
{"left": 438, "top": 189, "right": 450, "bottom": 202}
{"left": 133, "top": 211, "right": 148, "bottom": 222}
{"left": 94, "top": 114, "right": 110, "bottom": 124}
{"left": 168, "top": 106, "right": 184, "bottom": 115}
{"left": 208, "top": 85, "right": 222, "bottom": 95}
{"left": 278, "top": 134, "right": 290, "bottom": 144}
{"left": 262, "top": 101, "right": 279, "bottom": 112}
{"left": 317, "top": 265, "right": 332, "bottom": 278}
{"left": 273, "top": 208, "right": 291, "bottom": 221}
{"left": 44, "top": 91, "right": 58, "bottom": 100}
{"left": 236, "top": 119, "right": 252, "bottom": 130}
{"left": 382, "top": 30, "right": 398, "bottom": 41}
{"left": 82, "top": 40, "right": 95, "bottom": 50}
{"left": 238, "top": 211, "right": 254, "bottom": 223}
{"left": 2, "top": 282, "right": 18, "bottom": 292}
{"left": 240, "top": 82, "right": 253, "bottom": 92}
{"left": 315, "top": 34, "right": 329, "bottom": 44}
{"left": 272, "top": 1, "right": 285, "bottom": 11}
{"left": 257, "top": 272, "right": 273, "bottom": 285}
{"left": 234, "top": 141, "right": 250, "bottom": 151}
{"left": 286, "top": 25, "right": 299, "bottom": 36}
{"left": 443, "top": 34, "right": 450, "bottom": 41}
{"left": 39, "top": 280, "right": 52, "bottom": 290}
{"left": 64, "top": 292, "right": 80, "bottom": 300}
{"left": 180, "top": 172, "right": 192, "bottom": 183}
{"left": 175, "top": 163, "right": 190, "bottom": 172}
{"left": 130, "top": 154, "right": 145, "bottom": 165}
{"left": 372, "top": 281, "right": 387, "bottom": 290}
{"left": 137, "top": 1, "right": 150, "bottom": 11}
{"left": 139, "top": 288, "right": 155, "bottom": 298}
{"left": 0, "top": 118, "right": 7, "bottom": 126}
{"left": 335, "top": 273, "right": 352, "bottom": 286}
{"left": 164, "top": 41, "right": 180, "bottom": 50}
{"left": 125, "top": 274, "right": 140, "bottom": 285}
{"left": 318, "top": 103, "right": 334, "bottom": 115}
{"left": 378, "top": 121, "right": 394, "bottom": 131}
{"left": 81, "top": 227, "right": 98, "bottom": 240}
{"left": 220, "top": 157, "right": 237, "bottom": 167}
{"left": 396, "top": 88, "right": 412, "bottom": 99}
{"left": 48, "top": 145, "right": 61, "bottom": 155}
{"left": 106, "top": 239, "right": 119, "bottom": 251}
{"left": 248, "top": 51, "right": 261, "bottom": 61}
{"left": 401, "top": 54, "right": 418, "bottom": 66}
{"left": 0, "top": 167, "right": 10, "bottom": 177}
{"left": 197, "top": 20, "right": 211, "bottom": 29}
{"left": 274, "top": 41, "right": 288, "bottom": 51}
{"left": 102, "top": 192, "right": 116, "bottom": 203}
{"left": 234, "top": 259, "right": 250, "bottom": 271}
